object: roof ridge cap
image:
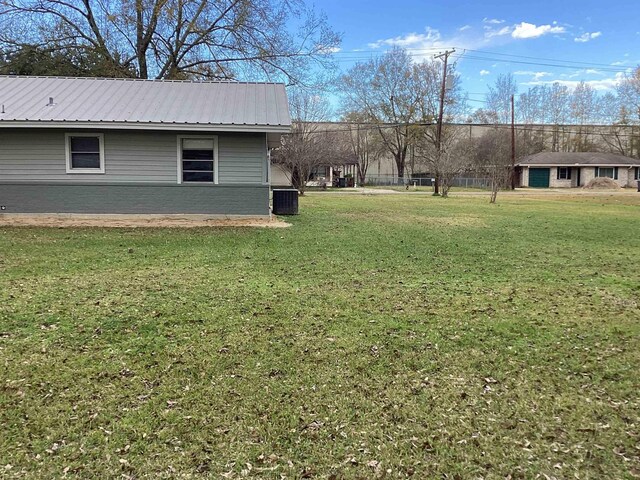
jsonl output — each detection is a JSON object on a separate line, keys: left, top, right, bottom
{"left": 0, "top": 75, "right": 285, "bottom": 85}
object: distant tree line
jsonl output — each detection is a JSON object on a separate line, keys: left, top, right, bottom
{"left": 474, "top": 71, "right": 640, "bottom": 158}
{"left": 274, "top": 48, "right": 640, "bottom": 202}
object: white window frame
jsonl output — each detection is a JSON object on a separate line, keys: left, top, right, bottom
{"left": 557, "top": 167, "right": 571, "bottom": 180}
{"left": 596, "top": 166, "right": 616, "bottom": 179}
{"left": 65, "top": 133, "right": 105, "bottom": 174}
{"left": 177, "top": 135, "right": 218, "bottom": 184}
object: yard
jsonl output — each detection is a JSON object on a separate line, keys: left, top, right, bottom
{"left": 1, "top": 192, "right": 639, "bottom": 478}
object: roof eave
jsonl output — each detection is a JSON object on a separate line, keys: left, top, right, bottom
{"left": 0, "top": 120, "right": 291, "bottom": 133}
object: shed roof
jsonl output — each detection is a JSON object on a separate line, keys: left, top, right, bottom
{"left": 518, "top": 152, "right": 639, "bottom": 166}
{"left": 0, "top": 76, "right": 291, "bottom": 133}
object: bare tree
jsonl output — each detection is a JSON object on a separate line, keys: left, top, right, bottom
{"left": 413, "top": 59, "right": 468, "bottom": 195}
{"left": 616, "top": 67, "right": 640, "bottom": 158}
{"left": 339, "top": 47, "right": 420, "bottom": 180}
{"left": 517, "top": 86, "right": 546, "bottom": 156}
{"left": 0, "top": 0, "right": 340, "bottom": 83}
{"left": 469, "top": 108, "right": 499, "bottom": 124}
{"left": 341, "top": 112, "right": 385, "bottom": 186}
{"left": 272, "top": 90, "right": 341, "bottom": 194}
{"left": 427, "top": 134, "right": 475, "bottom": 197}
{"left": 617, "top": 66, "right": 640, "bottom": 123}
{"left": 544, "top": 83, "right": 571, "bottom": 151}
{"left": 485, "top": 73, "right": 517, "bottom": 124}
{"left": 472, "top": 129, "right": 512, "bottom": 203}
{"left": 568, "top": 81, "right": 598, "bottom": 151}
{"left": 594, "top": 92, "right": 635, "bottom": 157}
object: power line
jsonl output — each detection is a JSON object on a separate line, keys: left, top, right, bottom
{"left": 287, "top": 121, "right": 640, "bottom": 139}
{"left": 454, "top": 47, "right": 631, "bottom": 70}
{"left": 450, "top": 54, "right": 629, "bottom": 73}
{"left": 330, "top": 46, "right": 633, "bottom": 72}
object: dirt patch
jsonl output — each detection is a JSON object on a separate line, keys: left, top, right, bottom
{"left": 582, "top": 178, "right": 621, "bottom": 189}
{"left": 0, "top": 214, "right": 291, "bottom": 228}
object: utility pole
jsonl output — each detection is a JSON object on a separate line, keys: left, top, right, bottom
{"left": 511, "top": 94, "right": 516, "bottom": 189}
{"left": 434, "top": 49, "right": 455, "bottom": 196}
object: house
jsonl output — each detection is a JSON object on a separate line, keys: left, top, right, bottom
{"left": 517, "top": 152, "right": 640, "bottom": 188}
{"left": 0, "top": 76, "right": 291, "bottom": 216}
{"left": 271, "top": 157, "right": 359, "bottom": 188}
{"left": 308, "top": 156, "right": 359, "bottom": 187}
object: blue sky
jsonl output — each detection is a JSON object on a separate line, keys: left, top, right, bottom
{"left": 320, "top": 0, "right": 640, "bottom": 106}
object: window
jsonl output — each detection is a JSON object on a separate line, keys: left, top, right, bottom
{"left": 557, "top": 167, "right": 571, "bottom": 180}
{"left": 595, "top": 167, "right": 618, "bottom": 180}
{"left": 635, "top": 167, "right": 640, "bottom": 180}
{"left": 179, "top": 137, "right": 217, "bottom": 183}
{"left": 309, "top": 165, "right": 329, "bottom": 180}
{"left": 65, "top": 133, "right": 104, "bottom": 173}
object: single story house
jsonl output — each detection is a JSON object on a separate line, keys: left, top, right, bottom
{"left": 271, "top": 157, "right": 359, "bottom": 188}
{"left": 518, "top": 152, "right": 640, "bottom": 188}
{"left": 0, "top": 76, "right": 291, "bottom": 216}
{"left": 310, "top": 156, "right": 359, "bottom": 187}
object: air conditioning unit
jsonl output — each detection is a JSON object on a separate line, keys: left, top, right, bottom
{"left": 272, "top": 189, "right": 299, "bottom": 215}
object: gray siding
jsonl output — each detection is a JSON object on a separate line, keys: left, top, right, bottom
{"left": 218, "top": 133, "right": 266, "bottom": 184}
{"left": 0, "top": 184, "right": 269, "bottom": 215}
{"left": 0, "top": 129, "right": 266, "bottom": 184}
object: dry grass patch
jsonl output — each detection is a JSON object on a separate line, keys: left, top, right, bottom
{"left": 336, "top": 211, "right": 486, "bottom": 227}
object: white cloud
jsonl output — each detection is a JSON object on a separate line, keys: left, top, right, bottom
{"left": 367, "top": 27, "right": 442, "bottom": 50}
{"left": 483, "top": 18, "right": 505, "bottom": 25}
{"left": 523, "top": 72, "right": 625, "bottom": 91}
{"left": 480, "top": 70, "right": 490, "bottom": 76}
{"left": 574, "top": 31, "right": 602, "bottom": 43}
{"left": 563, "top": 68, "right": 606, "bottom": 79}
{"left": 514, "top": 70, "right": 551, "bottom": 80}
{"left": 365, "top": 27, "right": 481, "bottom": 61}
{"left": 459, "top": 25, "right": 471, "bottom": 32}
{"left": 319, "top": 46, "right": 341, "bottom": 54}
{"left": 484, "top": 25, "right": 512, "bottom": 38}
{"left": 511, "top": 22, "right": 565, "bottom": 39}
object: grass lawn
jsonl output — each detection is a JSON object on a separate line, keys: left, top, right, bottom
{"left": 1, "top": 193, "right": 639, "bottom": 479}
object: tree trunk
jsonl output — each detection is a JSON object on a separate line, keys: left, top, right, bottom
{"left": 357, "top": 164, "right": 366, "bottom": 186}
{"left": 135, "top": 0, "right": 148, "bottom": 79}
{"left": 291, "top": 166, "right": 305, "bottom": 195}
{"left": 489, "top": 180, "right": 498, "bottom": 203}
{"left": 394, "top": 152, "right": 405, "bottom": 180}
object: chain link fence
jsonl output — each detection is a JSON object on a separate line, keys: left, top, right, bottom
{"left": 365, "top": 175, "right": 491, "bottom": 189}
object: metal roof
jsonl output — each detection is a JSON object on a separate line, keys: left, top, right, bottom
{"left": 0, "top": 76, "right": 291, "bottom": 132}
{"left": 518, "top": 152, "right": 639, "bottom": 166}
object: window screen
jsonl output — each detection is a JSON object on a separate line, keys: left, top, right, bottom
{"left": 182, "top": 139, "right": 214, "bottom": 182}
{"left": 69, "top": 136, "right": 101, "bottom": 169}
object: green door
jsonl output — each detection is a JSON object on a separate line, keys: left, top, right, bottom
{"left": 529, "top": 168, "right": 550, "bottom": 188}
